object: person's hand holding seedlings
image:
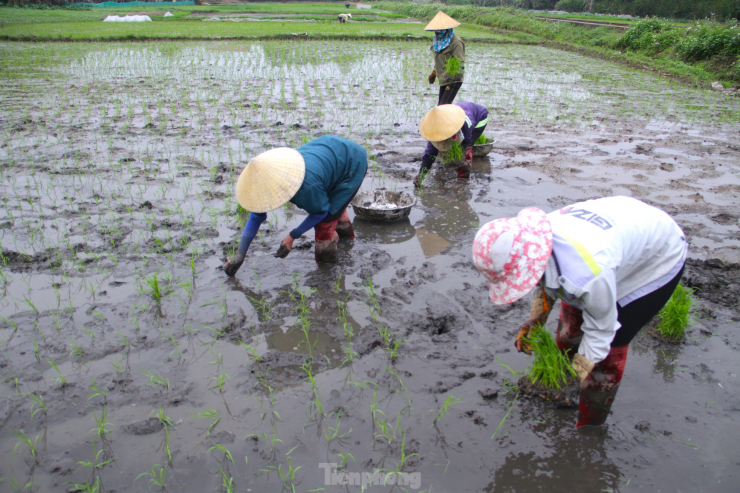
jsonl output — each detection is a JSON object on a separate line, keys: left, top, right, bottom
{"left": 515, "top": 288, "right": 555, "bottom": 354}
{"left": 274, "top": 235, "right": 294, "bottom": 258}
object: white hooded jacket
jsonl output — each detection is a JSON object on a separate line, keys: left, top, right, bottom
{"left": 541, "top": 196, "right": 688, "bottom": 364}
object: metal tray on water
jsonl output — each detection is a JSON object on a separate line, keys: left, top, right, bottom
{"left": 351, "top": 190, "right": 416, "bottom": 222}
{"left": 472, "top": 143, "right": 494, "bottom": 157}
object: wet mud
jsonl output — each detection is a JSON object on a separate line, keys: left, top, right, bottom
{"left": 0, "top": 40, "right": 739, "bottom": 492}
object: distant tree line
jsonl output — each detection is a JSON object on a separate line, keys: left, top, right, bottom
{"left": 443, "top": 0, "right": 739, "bottom": 20}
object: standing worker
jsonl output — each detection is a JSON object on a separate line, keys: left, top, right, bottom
{"left": 425, "top": 11, "right": 465, "bottom": 105}
{"left": 224, "top": 135, "right": 367, "bottom": 276}
{"left": 472, "top": 196, "right": 688, "bottom": 426}
{"left": 414, "top": 102, "right": 488, "bottom": 187}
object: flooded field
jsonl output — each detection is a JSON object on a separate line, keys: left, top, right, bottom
{"left": 1, "top": 40, "right": 739, "bottom": 492}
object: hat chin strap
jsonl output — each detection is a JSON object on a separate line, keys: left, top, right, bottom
{"left": 489, "top": 230, "right": 515, "bottom": 272}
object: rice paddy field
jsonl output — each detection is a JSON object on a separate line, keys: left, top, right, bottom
{"left": 1, "top": 5, "right": 740, "bottom": 493}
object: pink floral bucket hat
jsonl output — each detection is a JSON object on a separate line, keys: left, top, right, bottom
{"left": 472, "top": 207, "right": 553, "bottom": 304}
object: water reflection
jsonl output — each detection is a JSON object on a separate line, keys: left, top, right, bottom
{"left": 415, "top": 168, "right": 480, "bottom": 258}
{"left": 351, "top": 217, "right": 416, "bottom": 244}
{"left": 485, "top": 423, "right": 621, "bottom": 493}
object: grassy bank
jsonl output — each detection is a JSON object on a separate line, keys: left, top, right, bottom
{"left": 378, "top": 2, "right": 740, "bottom": 85}
{"left": 0, "top": 4, "right": 525, "bottom": 42}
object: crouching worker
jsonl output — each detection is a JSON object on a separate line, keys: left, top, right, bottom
{"left": 472, "top": 196, "right": 688, "bottom": 426}
{"left": 224, "top": 135, "right": 367, "bottom": 277}
{"left": 338, "top": 13, "right": 351, "bottom": 23}
{"left": 414, "top": 102, "right": 488, "bottom": 188}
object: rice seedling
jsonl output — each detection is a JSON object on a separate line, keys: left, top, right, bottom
{"left": 136, "top": 464, "right": 167, "bottom": 493}
{"left": 154, "top": 408, "right": 175, "bottom": 465}
{"left": 89, "top": 406, "right": 115, "bottom": 441}
{"left": 135, "top": 368, "right": 170, "bottom": 391}
{"left": 656, "top": 283, "right": 696, "bottom": 341}
{"left": 432, "top": 394, "right": 464, "bottom": 426}
{"left": 25, "top": 392, "right": 47, "bottom": 421}
{"left": 442, "top": 141, "right": 463, "bottom": 164}
{"left": 189, "top": 408, "right": 222, "bottom": 437}
{"left": 523, "top": 325, "right": 577, "bottom": 390}
{"left": 12, "top": 429, "right": 40, "bottom": 463}
{"left": 47, "top": 358, "right": 67, "bottom": 386}
{"left": 87, "top": 377, "right": 107, "bottom": 405}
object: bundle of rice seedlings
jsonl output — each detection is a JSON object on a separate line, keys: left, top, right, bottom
{"left": 524, "top": 325, "right": 576, "bottom": 390}
{"left": 443, "top": 141, "right": 463, "bottom": 163}
{"left": 475, "top": 134, "right": 488, "bottom": 145}
{"left": 656, "top": 283, "right": 695, "bottom": 341}
{"left": 445, "top": 56, "right": 462, "bottom": 78}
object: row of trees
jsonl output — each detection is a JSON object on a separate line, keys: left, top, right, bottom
{"left": 445, "top": 0, "right": 739, "bottom": 20}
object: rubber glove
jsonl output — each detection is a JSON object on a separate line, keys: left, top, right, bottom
{"left": 464, "top": 146, "right": 473, "bottom": 163}
{"left": 274, "top": 235, "right": 294, "bottom": 258}
{"left": 428, "top": 70, "right": 437, "bottom": 84}
{"left": 515, "top": 288, "right": 556, "bottom": 353}
{"left": 573, "top": 353, "right": 595, "bottom": 382}
{"left": 223, "top": 253, "right": 245, "bottom": 277}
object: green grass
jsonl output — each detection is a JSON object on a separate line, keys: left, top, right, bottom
{"left": 0, "top": 16, "right": 510, "bottom": 41}
{"left": 655, "top": 283, "right": 695, "bottom": 341}
{"left": 524, "top": 325, "right": 577, "bottom": 390}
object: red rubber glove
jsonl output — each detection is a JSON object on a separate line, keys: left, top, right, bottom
{"left": 464, "top": 146, "right": 473, "bottom": 163}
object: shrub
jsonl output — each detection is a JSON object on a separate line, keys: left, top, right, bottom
{"left": 554, "top": 0, "right": 586, "bottom": 13}
{"left": 655, "top": 283, "right": 695, "bottom": 341}
{"left": 677, "top": 24, "right": 740, "bottom": 61}
{"left": 524, "top": 325, "right": 577, "bottom": 390}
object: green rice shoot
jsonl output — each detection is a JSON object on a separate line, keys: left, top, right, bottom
{"left": 445, "top": 56, "right": 462, "bottom": 78}
{"left": 475, "top": 134, "right": 489, "bottom": 145}
{"left": 524, "top": 325, "right": 577, "bottom": 390}
{"left": 443, "top": 141, "right": 463, "bottom": 163}
{"left": 656, "top": 283, "right": 695, "bottom": 341}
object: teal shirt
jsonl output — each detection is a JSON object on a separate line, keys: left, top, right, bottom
{"left": 290, "top": 135, "right": 367, "bottom": 215}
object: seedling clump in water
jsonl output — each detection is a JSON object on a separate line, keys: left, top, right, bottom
{"left": 524, "top": 325, "right": 577, "bottom": 390}
{"left": 655, "top": 283, "right": 695, "bottom": 341}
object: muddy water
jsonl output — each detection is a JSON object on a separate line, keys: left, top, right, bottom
{"left": 0, "top": 40, "right": 739, "bottom": 492}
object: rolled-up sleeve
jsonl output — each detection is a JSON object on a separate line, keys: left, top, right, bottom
{"left": 578, "top": 269, "right": 620, "bottom": 364}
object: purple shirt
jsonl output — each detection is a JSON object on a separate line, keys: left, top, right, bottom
{"left": 423, "top": 102, "right": 489, "bottom": 158}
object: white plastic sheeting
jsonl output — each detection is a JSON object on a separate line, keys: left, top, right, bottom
{"left": 163, "top": 12, "right": 174, "bottom": 17}
{"left": 103, "top": 15, "right": 152, "bottom": 22}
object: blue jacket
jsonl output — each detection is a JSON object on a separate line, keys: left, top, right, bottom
{"left": 291, "top": 135, "right": 368, "bottom": 215}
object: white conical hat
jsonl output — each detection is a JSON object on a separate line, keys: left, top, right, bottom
{"left": 419, "top": 104, "right": 466, "bottom": 142}
{"left": 235, "top": 148, "right": 305, "bottom": 213}
{"left": 424, "top": 11, "right": 461, "bottom": 31}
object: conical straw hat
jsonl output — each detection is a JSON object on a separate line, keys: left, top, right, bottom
{"left": 235, "top": 148, "right": 305, "bottom": 213}
{"left": 424, "top": 11, "right": 460, "bottom": 31}
{"left": 419, "top": 104, "right": 466, "bottom": 142}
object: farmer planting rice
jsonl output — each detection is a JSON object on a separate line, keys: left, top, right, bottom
{"left": 338, "top": 13, "right": 352, "bottom": 23}
{"left": 472, "top": 196, "right": 688, "bottom": 426}
{"left": 425, "top": 11, "right": 466, "bottom": 105}
{"left": 414, "top": 102, "right": 488, "bottom": 187}
{"left": 224, "top": 135, "right": 367, "bottom": 276}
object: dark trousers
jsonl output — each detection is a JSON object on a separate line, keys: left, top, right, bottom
{"left": 612, "top": 264, "right": 685, "bottom": 346}
{"left": 438, "top": 82, "right": 462, "bottom": 105}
